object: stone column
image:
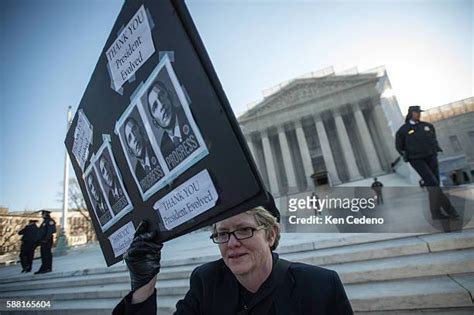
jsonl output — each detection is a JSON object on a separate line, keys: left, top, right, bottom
{"left": 373, "top": 99, "right": 399, "bottom": 159}
{"left": 353, "top": 103, "right": 384, "bottom": 176}
{"left": 277, "top": 125, "right": 298, "bottom": 192}
{"left": 246, "top": 136, "right": 257, "bottom": 160}
{"left": 334, "top": 111, "right": 362, "bottom": 181}
{"left": 314, "top": 116, "right": 341, "bottom": 185}
{"left": 295, "top": 120, "right": 315, "bottom": 190}
{"left": 261, "top": 129, "right": 279, "bottom": 194}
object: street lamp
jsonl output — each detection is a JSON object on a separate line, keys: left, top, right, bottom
{"left": 55, "top": 106, "right": 72, "bottom": 255}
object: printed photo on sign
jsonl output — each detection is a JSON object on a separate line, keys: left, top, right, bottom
{"left": 137, "top": 55, "right": 208, "bottom": 175}
{"left": 84, "top": 165, "right": 113, "bottom": 231}
{"left": 94, "top": 141, "right": 133, "bottom": 217}
{"left": 116, "top": 104, "right": 165, "bottom": 200}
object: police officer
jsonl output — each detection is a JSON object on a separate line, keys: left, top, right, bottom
{"left": 18, "top": 220, "right": 39, "bottom": 273}
{"left": 34, "top": 210, "right": 56, "bottom": 274}
{"left": 395, "top": 106, "right": 459, "bottom": 219}
{"left": 371, "top": 178, "right": 384, "bottom": 205}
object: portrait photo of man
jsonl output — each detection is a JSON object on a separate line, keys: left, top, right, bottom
{"left": 96, "top": 145, "right": 131, "bottom": 216}
{"left": 119, "top": 106, "right": 165, "bottom": 198}
{"left": 116, "top": 57, "right": 208, "bottom": 201}
{"left": 142, "top": 61, "right": 205, "bottom": 172}
{"left": 85, "top": 171, "right": 113, "bottom": 228}
{"left": 146, "top": 80, "right": 198, "bottom": 170}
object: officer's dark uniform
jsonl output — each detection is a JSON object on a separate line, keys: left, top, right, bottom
{"left": 371, "top": 179, "right": 384, "bottom": 204}
{"left": 395, "top": 106, "right": 459, "bottom": 219}
{"left": 35, "top": 211, "right": 56, "bottom": 274}
{"left": 18, "top": 220, "right": 39, "bottom": 272}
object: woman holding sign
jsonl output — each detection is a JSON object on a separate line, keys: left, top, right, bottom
{"left": 113, "top": 197, "right": 353, "bottom": 315}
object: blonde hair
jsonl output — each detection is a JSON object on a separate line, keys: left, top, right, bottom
{"left": 213, "top": 206, "right": 281, "bottom": 251}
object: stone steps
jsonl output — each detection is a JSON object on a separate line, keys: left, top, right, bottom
{"left": 1, "top": 232, "right": 422, "bottom": 285}
{"left": 0, "top": 271, "right": 130, "bottom": 292}
{"left": 2, "top": 248, "right": 472, "bottom": 300}
{"left": 347, "top": 273, "right": 474, "bottom": 312}
{"left": 3, "top": 274, "right": 472, "bottom": 315}
{"left": 331, "top": 248, "right": 474, "bottom": 284}
{"left": 1, "top": 229, "right": 472, "bottom": 314}
{"left": 2, "top": 246, "right": 473, "bottom": 297}
{"left": 283, "top": 230, "right": 474, "bottom": 266}
{"left": 2, "top": 232, "right": 429, "bottom": 284}
{"left": 1, "top": 230, "right": 472, "bottom": 293}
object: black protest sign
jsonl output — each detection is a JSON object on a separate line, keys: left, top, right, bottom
{"left": 64, "top": 0, "right": 267, "bottom": 266}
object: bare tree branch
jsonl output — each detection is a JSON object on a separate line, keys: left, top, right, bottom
{"left": 68, "top": 178, "right": 91, "bottom": 223}
{"left": 56, "top": 178, "right": 96, "bottom": 243}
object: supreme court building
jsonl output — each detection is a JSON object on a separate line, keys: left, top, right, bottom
{"left": 238, "top": 67, "right": 404, "bottom": 196}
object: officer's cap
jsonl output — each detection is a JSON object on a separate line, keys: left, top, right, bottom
{"left": 40, "top": 210, "right": 51, "bottom": 215}
{"left": 408, "top": 105, "right": 424, "bottom": 113}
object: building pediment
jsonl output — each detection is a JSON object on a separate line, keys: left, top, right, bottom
{"left": 239, "top": 75, "right": 377, "bottom": 121}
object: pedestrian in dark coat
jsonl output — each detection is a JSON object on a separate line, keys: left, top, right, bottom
{"left": 18, "top": 220, "right": 39, "bottom": 272}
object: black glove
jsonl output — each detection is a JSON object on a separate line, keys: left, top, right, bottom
{"left": 124, "top": 220, "right": 163, "bottom": 291}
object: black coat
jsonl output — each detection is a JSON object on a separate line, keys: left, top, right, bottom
{"left": 18, "top": 224, "right": 39, "bottom": 243}
{"left": 38, "top": 217, "right": 56, "bottom": 242}
{"left": 395, "top": 121, "right": 441, "bottom": 160}
{"left": 114, "top": 254, "right": 353, "bottom": 315}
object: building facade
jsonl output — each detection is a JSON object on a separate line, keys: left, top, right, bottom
{"left": 423, "top": 97, "right": 474, "bottom": 185}
{"left": 238, "top": 67, "right": 404, "bottom": 196}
